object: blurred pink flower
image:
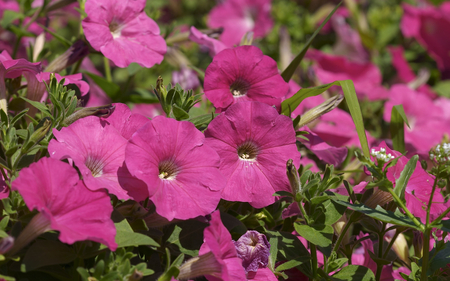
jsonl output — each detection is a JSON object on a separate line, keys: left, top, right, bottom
{"left": 126, "top": 116, "right": 224, "bottom": 221}
{"left": 178, "top": 211, "right": 246, "bottom": 280}
{"left": 12, "top": 157, "right": 117, "bottom": 250}
{"left": 310, "top": 108, "right": 374, "bottom": 149}
{"left": 204, "top": 45, "right": 288, "bottom": 112}
{"left": 383, "top": 84, "right": 450, "bottom": 155}
{"left": 331, "top": 13, "right": 368, "bottom": 63}
{"left": 388, "top": 46, "right": 436, "bottom": 99}
{"left": 189, "top": 26, "right": 227, "bottom": 57}
{"left": 49, "top": 116, "right": 147, "bottom": 201}
{"left": 207, "top": 0, "right": 273, "bottom": 47}
{"left": 401, "top": 3, "right": 450, "bottom": 76}
{"left": 306, "top": 49, "right": 389, "bottom": 100}
{"left": 131, "top": 103, "right": 163, "bottom": 119}
{"left": 172, "top": 67, "right": 200, "bottom": 90}
{"left": 205, "top": 101, "right": 300, "bottom": 208}
{"left": 82, "top": 0, "right": 166, "bottom": 68}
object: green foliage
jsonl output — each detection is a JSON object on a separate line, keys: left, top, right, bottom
{"left": 390, "top": 105, "right": 409, "bottom": 153}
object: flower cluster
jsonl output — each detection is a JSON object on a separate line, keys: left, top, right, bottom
{"left": 429, "top": 143, "right": 450, "bottom": 163}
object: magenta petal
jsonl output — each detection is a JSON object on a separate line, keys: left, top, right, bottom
{"left": 299, "top": 130, "right": 348, "bottom": 166}
{"left": 205, "top": 101, "right": 300, "bottom": 208}
{"left": 12, "top": 158, "right": 117, "bottom": 250}
{"left": 100, "top": 103, "right": 149, "bottom": 140}
{"left": 126, "top": 116, "right": 224, "bottom": 221}
{"left": 189, "top": 26, "right": 227, "bottom": 57}
{"left": 48, "top": 116, "right": 132, "bottom": 200}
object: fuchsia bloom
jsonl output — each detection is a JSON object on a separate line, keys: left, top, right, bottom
{"left": 371, "top": 142, "right": 447, "bottom": 222}
{"left": 82, "top": 0, "right": 166, "bottom": 68}
{"left": 383, "top": 84, "right": 450, "bottom": 155}
{"left": 11, "top": 157, "right": 117, "bottom": 250}
{"left": 177, "top": 211, "right": 246, "bottom": 280}
{"left": 48, "top": 107, "right": 149, "bottom": 201}
{"left": 205, "top": 101, "right": 300, "bottom": 208}
{"left": 125, "top": 116, "right": 224, "bottom": 221}
{"left": 306, "top": 49, "right": 389, "bottom": 100}
{"left": 189, "top": 26, "right": 227, "bottom": 57}
{"left": 401, "top": 3, "right": 450, "bottom": 76}
{"left": 204, "top": 45, "right": 289, "bottom": 112}
{"left": 207, "top": 0, "right": 273, "bottom": 47}
{"left": 172, "top": 67, "right": 200, "bottom": 90}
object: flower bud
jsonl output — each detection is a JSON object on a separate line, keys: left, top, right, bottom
{"left": 63, "top": 104, "right": 115, "bottom": 126}
{"left": 297, "top": 95, "right": 343, "bottom": 128}
{"left": 22, "top": 117, "right": 52, "bottom": 153}
{"left": 45, "top": 40, "right": 89, "bottom": 73}
{"left": 286, "top": 159, "right": 301, "bottom": 195}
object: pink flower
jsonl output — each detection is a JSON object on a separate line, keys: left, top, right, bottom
{"left": 48, "top": 115, "right": 147, "bottom": 201}
{"left": 207, "top": 0, "right": 273, "bottom": 47}
{"left": 189, "top": 26, "right": 227, "bottom": 57}
{"left": 131, "top": 103, "right": 163, "bottom": 119}
{"left": 234, "top": 231, "right": 270, "bottom": 273}
{"left": 100, "top": 103, "right": 149, "bottom": 140}
{"left": 125, "top": 116, "right": 224, "bottom": 221}
{"left": 172, "top": 67, "right": 200, "bottom": 90}
{"left": 306, "top": 49, "right": 389, "bottom": 100}
{"left": 352, "top": 232, "right": 394, "bottom": 280}
{"left": 371, "top": 142, "right": 447, "bottom": 222}
{"left": 383, "top": 84, "right": 450, "bottom": 155}
{"left": 401, "top": 3, "right": 450, "bottom": 75}
{"left": 205, "top": 101, "right": 300, "bottom": 208}
{"left": 11, "top": 157, "right": 116, "bottom": 250}
{"left": 81, "top": 0, "right": 166, "bottom": 68}
{"left": 309, "top": 108, "right": 375, "bottom": 149}
{"left": 177, "top": 211, "right": 246, "bottom": 280}
{"left": 298, "top": 129, "right": 348, "bottom": 166}
{"left": 204, "top": 45, "right": 289, "bottom": 112}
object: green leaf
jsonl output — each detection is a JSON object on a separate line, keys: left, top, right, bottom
{"left": 390, "top": 105, "right": 409, "bottom": 153}
{"left": 35, "top": 23, "right": 71, "bottom": 47}
{"left": 113, "top": 220, "right": 159, "bottom": 248}
{"left": 21, "top": 97, "right": 51, "bottom": 116}
{"left": 22, "top": 240, "right": 77, "bottom": 272}
{"left": 312, "top": 200, "right": 346, "bottom": 226}
{"left": 85, "top": 72, "right": 120, "bottom": 99}
{"left": 394, "top": 155, "right": 418, "bottom": 202}
{"left": 431, "top": 219, "right": 450, "bottom": 232}
{"left": 339, "top": 80, "right": 369, "bottom": 158}
{"left": 188, "top": 113, "right": 218, "bottom": 130}
{"left": 331, "top": 265, "right": 375, "bottom": 281}
{"left": 294, "top": 223, "right": 334, "bottom": 247}
{"left": 332, "top": 200, "right": 421, "bottom": 229}
{"left": 166, "top": 219, "right": 208, "bottom": 257}
{"left": 433, "top": 80, "right": 450, "bottom": 98}
{"left": 275, "top": 260, "right": 304, "bottom": 272}
{"left": 281, "top": 1, "right": 342, "bottom": 82}
{"left": 427, "top": 242, "right": 450, "bottom": 275}
{"left": 0, "top": 10, "right": 22, "bottom": 28}
{"left": 172, "top": 104, "right": 190, "bottom": 120}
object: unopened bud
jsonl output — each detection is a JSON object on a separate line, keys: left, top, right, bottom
{"left": 128, "top": 269, "right": 143, "bottom": 281}
{"left": 363, "top": 188, "right": 393, "bottom": 209}
{"left": 45, "top": 40, "right": 89, "bottom": 73}
{"left": 0, "top": 236, "right": 14, "bottom": 255}
{"left": 286, "top": 159, "right": 301, "bottom": 195}
{"left": 155, "top": 76, "right": 167, "bottom": 101}
{"left": 297, "top": 95, "right": 343, "bottom": 128}
{"left": 63, "top": 104, "right": 115, "bottom": 126}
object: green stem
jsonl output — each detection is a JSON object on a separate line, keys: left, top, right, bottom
{"left": 426, "top": 176, "right": 439, "bottom": 225}
{"left": 386, "top": 187, "right": 425, "bottom": 231}
{"left": 432, "top": 206, "right": 450, "bottom": 226}
{"left": 103, "top": 56, "right": 112, "bottom": 82}
{"left": 420, "top": 228, "right": 431, "bottom": 281}
{"left": 310, "top": 243, "right": 318, "bottom": 279}
{"left": 12, "top": 35, "right": 23, "bottom": 59}
{"left": 331, "top": 213, "right": 354, "bottom": 254}
{"left": 382, "top": 229, "right": 400, "bottom": 259}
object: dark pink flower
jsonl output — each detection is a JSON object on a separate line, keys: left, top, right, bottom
{"left": 383, "top": 84, "right": 450, "bottom": 155}
{"left": 81, "top": 0, "right": 166, "bottom": 68}
{"left": 309, "top": 108, "right": 375, "bottom": 149}
{"left": 189, "top": 26, "right": 227, "bottom": 57}
{"left": 177, "top": 211, "right": 246, "bottom": 280}
{"left": 131, "top": 103, "right": 163, "bottom": 119}
{"left": 48, "top": 116, "right": 146, "bottom": 201}
{"left": 298, "top": 129, "right": 348, "bottom": 166}
{"left": 205, "top": 101, "right": 300, "bottom": 208}
{"left": 371, "top": 142, "right": 447, "bottom": 222}
{"left": 234, "top": 231, "right": 270, "bottom": 273}
{"left": 204, "top": 45, "right": 289, "bottom": 112}
{"left": 207, "top": 0, "right": 273, "bottom": 47}
{"left": 306, "top": 49, "right": 388, "bottom": 100}
{"left": 100, "top": 103, "right": 149, "bottom": 140}
{"left": 11, "top": 157, "right": 116, "bottom": 250}
{"left": 401, "top": 3, "right": 450, "bottom": 75}
{"left": 331, "top": 13, "right": 368, "bottom": 63}
{"left": 126, "top": 116, "right": 224, "bottom": 221}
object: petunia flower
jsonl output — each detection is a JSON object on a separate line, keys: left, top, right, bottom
{"left": 172, "top": 66, "right": 200, "bottom": 91}
{"left": 177, "top": 211, "right": 246, "bottom": 280}
{"left": 383, "top": 84, "right": 450, "bottom": 155}
{"left": 205, "top": 101, "right": 300, "bottom": 208}
{"left": 125, "top": 116, "right": 224, "bottom": 221}
{"left": 306, "top": 49, "right": 389, "bottom": 100}
{"left": 48, "top": 115, "right": 147, "bottom": 201}
{"left": 401, "top": 3, "right": 450, "bottom": 76}
{"left": 11, "top": 157, "right": 117, "bottom": 253}
{"left": 234, "top": 231, "right": 270, "bottom": 273}
{"left": 81, "top": 0, "right": 166, "bottom": 68}
{"left": 207, "top": 0, "right": 273, "bottom": 47}
{"left": 204, "top": 45, "right": 289, "bottom": 112}
{"left": 189, "top": 26, "right": 227, "bottom": 57}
